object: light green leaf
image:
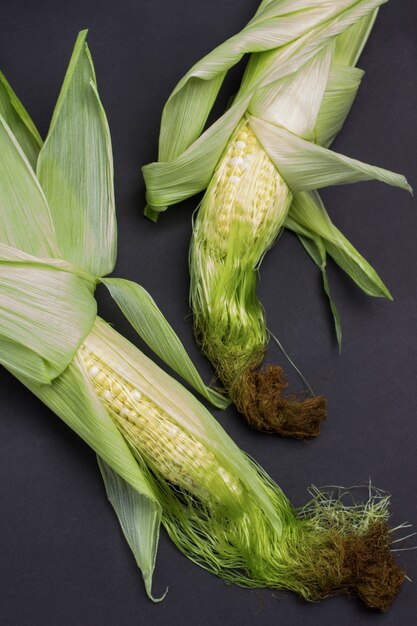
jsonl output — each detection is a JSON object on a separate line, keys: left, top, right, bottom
{"left": 312, "top": 10, "right": 378, "bottom": 149}
{"left": 287, "top": 6, "right": 387, "bottom": 343}
{"left": 0, "top": 72, "right": 43, "bottom": 169}
{"left": 249, "top": 43, "right": 333, "bottom": 140}
{"left": 238, "top": 0, "right": 385, "bottom": 96}
{"left": 334, "top": 8, "right": 379, "bottom": 66}
{"left": 0, "top": 242, "right": 97, "bottom": 287}
{"left": 321, "top": 269, "right": 342, "bottom": 351}
{"left": 314, "top": 64, "right": 364, "bottom": 148}
{"left": 313, "top": 8, "right": 375, "bottom": 150}
{"left": 287, "top": 191, "right": 392, "bottom": 299}
{"left": 102, "top": 277, "right": 229, "bottom": 409}
{"left": 143, "top": 96, "right": 250, "bottom": 217}
{"left": 295, "top": 229, "right": 326, "bottom": 267}
{"left": 37, "top": 30, "right": 116, "bottom": 277}
{"left": 250, "top": 115, "right": 411, "bottom": 193}
{"left": 0, "top": 116, "right": 58, "bottom": 258}
{"left": 325, "top": 238, "right": 392, "bottom": 300}
{"left": 97, "top": 458, "right": 165, "bottom": 602}
{"left": 0, "top": 261, "right": 97, "bottom": 380}
{"left": 0, "top": 336, "right": 51, "bottom": 384}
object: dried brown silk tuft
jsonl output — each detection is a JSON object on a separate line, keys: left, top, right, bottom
{"left": 232, "top": 365, "right": 326, "bottom": 437}
{"left": 299, "top": 522, "right": 406, "bottom": 611}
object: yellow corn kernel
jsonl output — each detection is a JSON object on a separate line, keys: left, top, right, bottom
{"left": 197, "top": 119, "right": 292, "bottom": 255}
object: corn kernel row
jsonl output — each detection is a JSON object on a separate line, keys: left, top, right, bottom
{"left": 199, "top": 119, "right": 291, "bottom": 255}
{"left": 80, "top": 346, "right": 241, "bottom": 504}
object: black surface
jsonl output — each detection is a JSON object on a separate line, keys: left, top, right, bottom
{"left": 1, "top": 1, "right": 416, "bottom": 624}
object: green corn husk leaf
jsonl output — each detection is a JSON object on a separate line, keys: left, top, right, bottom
{"left": 283, "top": 10, "right": 389, "bottom": 336}
{"left": 0, "top": 242, "right": 96, "bottom": 283}
{"left": 249, "top": 115, "right": 411, "bottom": 194}
{"left": 0, "top": 116, "right": 58, "bottom": 258}
{"left": 9, "top": 330, "right": 162, "bottom": 601}
{"left": 333, "top": 8, "right": 379, "bottom": 66}
{"left": 0, "top": 259, "right": 97, "bottom": 381}
{"left": 0, "top": 336, "right": 51, "bottom": 385}
{"left": 238, "top": 0, "right": 386, "bottom": 98}
{"left": 287, "top": 191, "right": 392, "bottom": 299}
{"left": 321, "top": 261, "right": 343, "bottom": 350}
{"left": 97, "top": 457, "right": 166, "bottom": 602}
{"left": 37, "top": 30, "right": 116, "bottom": 277}
{"left": 314, "top": 64, "right": 364, "bottom": 148}
{"left": 0, "top": 100, "right": 96, "bottom": 380}
{"left": 144, "top": 95, "right": 251, "bottom": 220}
{"left": 0, "top": 71, "right": 43, "bottom": 169}
{"left": 102, "top": 277, "right": 229, "bottom": 408}
{"left": 285, "top": 9, "right": 393, "bottom": 315}
{"left": 248, "top": 42, "right": 334, "bottom": 140}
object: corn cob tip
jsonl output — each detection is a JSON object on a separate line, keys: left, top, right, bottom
{"left": 232, "top": 365, "right": 326, "bottom": 438}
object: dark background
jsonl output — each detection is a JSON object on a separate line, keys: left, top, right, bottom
{"left": 1, "top": 1, "right": 416, "bottom": 624}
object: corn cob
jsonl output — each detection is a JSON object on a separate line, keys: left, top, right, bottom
{"left": 200, "top": 120, "right": 288, "bottom": 251}
{"left": 191, "top": 119, "right": 326, "bottom": 436}
{"left": 80, "top": 343, "right": 242, "bottom": 506}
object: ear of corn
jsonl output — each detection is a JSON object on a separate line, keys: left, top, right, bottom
{"left": 21, "top": 313, "right": 407, "bottom": 610}
{"left": 0, "top": 32, "right": 237, "bottom": 599}
{"left": 143, "top": 0, "right": 411, "bottom": 435}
